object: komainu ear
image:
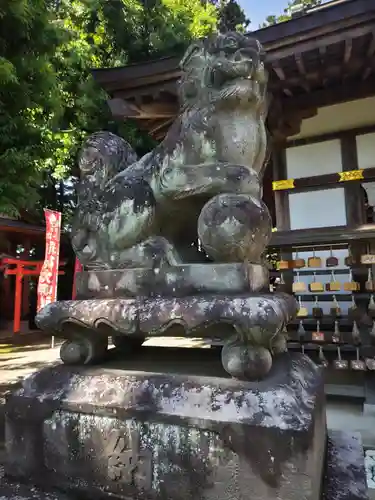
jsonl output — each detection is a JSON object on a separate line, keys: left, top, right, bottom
{"left": 179, "top": 42, "right": 204, "bottom": 71}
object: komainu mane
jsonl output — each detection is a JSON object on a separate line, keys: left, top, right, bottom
{"left": 71, "top": 31, "right": 268, "bottom": 270}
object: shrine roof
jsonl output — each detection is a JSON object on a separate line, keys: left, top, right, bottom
{"left": 0, "top": 217, "right": 45, "bottom": 236}
{"left": 92, "top": 0, "right": 375, "bottom": 140}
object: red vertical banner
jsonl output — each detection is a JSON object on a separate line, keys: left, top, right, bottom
{"left": 37, "top": 209, "right": 62, "bottom": 311}
{"left": 72, "top": 258, "right": 83, "bottom": 300}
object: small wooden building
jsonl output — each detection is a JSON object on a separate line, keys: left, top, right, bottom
{"left": 92, "top": 0, "right": 375, "bottom": 401}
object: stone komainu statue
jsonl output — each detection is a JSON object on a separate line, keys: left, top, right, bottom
{"left": 71, "top": 31, "right": 269, "bottom": 270}
{"left": 37, "top": 31, "right": 297, "bottom": 380}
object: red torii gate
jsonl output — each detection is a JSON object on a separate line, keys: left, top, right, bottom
{"left": 0, "top": 257, "right": 65, "bottom": 334}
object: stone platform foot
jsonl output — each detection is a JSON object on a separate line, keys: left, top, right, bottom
{"left": 35, "top": 292, "right": 298, "bottom": 379}
{"left": 6, "top": 352, "right": 326, "bottom": 500}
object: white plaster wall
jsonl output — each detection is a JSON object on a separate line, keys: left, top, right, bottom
{"left": 289, "top": 188, "right": 346, "bottom": 230}
{"left": 357, "top": 132, "right": 375, "bottom": 170}
{"left": 289, "top": 96, "right": 375, "bottom": 140}
{"left": 286, "top": 140, "right": 346, "bottom": 230}
{"left": 286, "top": 140, "right": 342, "bottom": 178}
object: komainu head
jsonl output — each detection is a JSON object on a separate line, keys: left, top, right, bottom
{"left": 178, "top": 31, "right": 267, "bottom": 111}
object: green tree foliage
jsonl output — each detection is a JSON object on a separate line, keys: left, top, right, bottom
{"left": 217, "top": 0, "right": 250, "bottom": 33}
{"left": 261, "top": 0, "right": 322, "bottom": 27}
{"left": 0, "top": 0, "right": 64, "bottom": 216}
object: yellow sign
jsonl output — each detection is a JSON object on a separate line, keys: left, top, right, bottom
{"left": 361, "top": 254, "right": 375, "bottom": 265}
{"left": 339, "top": 170, "right": 364, "bottom": 182}
{"left": 272, "top": 179, "right": 295, "bottom": 191}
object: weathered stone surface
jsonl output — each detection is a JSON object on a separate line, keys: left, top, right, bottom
{"left": 36, "top": 292, "right": 297, "bottom": 339}
{"left": 323, "top": 431, "right": 368, "bottom": 500}
{"left": 75, "top": 263, "right": 269, "bottom": 300}
{"left": 5, "top": 353, "right": 326, "bottom": 500}
{"left": 0, "top": 464, "right": 75, "bottom": 500}
{"left": 35, "top": 292, "right": 298, "bottom": 371}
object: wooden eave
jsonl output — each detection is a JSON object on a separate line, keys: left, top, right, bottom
{"left": 0, "top": 218, "right": 46, "bottom": 236}
{"left": 92, "top": 0, "right": 375, "bottom": 140}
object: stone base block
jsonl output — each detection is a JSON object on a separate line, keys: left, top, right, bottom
{"left": 0, "top": 431, "right": 368, "bottom": 499}
{"left": 75, "top": 263, "right": 269, "bottom": 299}
{"left": 5, "top": 352, "right": 325, "bottom": 500}
{"left": 324, "top": 431, "right": 368, "bottom": 500}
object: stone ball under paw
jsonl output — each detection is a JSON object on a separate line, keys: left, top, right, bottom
{"left": 198, "top": 193, "right": 272, "bottom": 262}
{"left": 221, "top": 339, "right": 272, "bottom": 380}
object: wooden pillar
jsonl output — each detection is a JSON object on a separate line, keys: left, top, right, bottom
{"left": 341, "top": 131, "right": 364, "bottom": 227}
{"left": 272, "top": 142, "right": 290, "bottom": 231}
{"left": 0, "top": 233, "right": 13, "bottom": 323}
{"left": 14, "top": 263, "right": 23, "bottom": 333}
{"left": 22, "top": 238, "right": 31, "bottom": 324}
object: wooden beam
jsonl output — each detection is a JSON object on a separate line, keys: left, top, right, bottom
{"left": 270, "top": 223, "right": 375, "bottom": 248}
{"left": 114, "top": 80, "right": 178, "bottom": 100}
{"left": 107, "top": 98, "right": 178, "bottom": 120}
{"left": 272, "top": 167, "right": 375, "bottom": 194}
{"left": 266, "top": 23, "right": 375, "bottom": 63}
{"left": 104, "top": 70, "right": 181, "bottom": 93}
{"left": 340, "top": 132, "right": 364, "bottom": 227}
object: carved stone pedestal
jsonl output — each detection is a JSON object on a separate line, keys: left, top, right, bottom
{"left": 36, "top": 266, "right": 298, "bottom": 379}
{"left": 2, "top": 351, "right": 368, "bottom": 500}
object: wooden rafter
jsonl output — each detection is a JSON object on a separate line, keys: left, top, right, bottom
{"left": 318, "top": 46, "right": 329, "bottom": 86}
{"left": 269, "top": 59, "right": 365, "bottom": 91}
{"left": 107, "top": 98, "right": 178, "bottom": 120}
{"left": 367, "top": 32, "right": 375, "bottom": 57}
{"left": 294, "top": 53, "right": 310, "bottom": 92}
{"left": 295, "top": 53, "right": 306, "bottom": 75}
{"left": 271, "top": 64, "right": 293, "bottom": 97}
{"left": 343, "top": 38, "right": 353, "bottom": 64}
{"left": 282, "top": 75, "right": 375, "bottom": 113}
{"left": 363, "top": 32, "right": 375, "bottom": 80}
{"left": 149, "top": 117, "right": 174, "bottom": 136}
{"left": 272, "top": 64, "right": 285, "bottom": 81}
